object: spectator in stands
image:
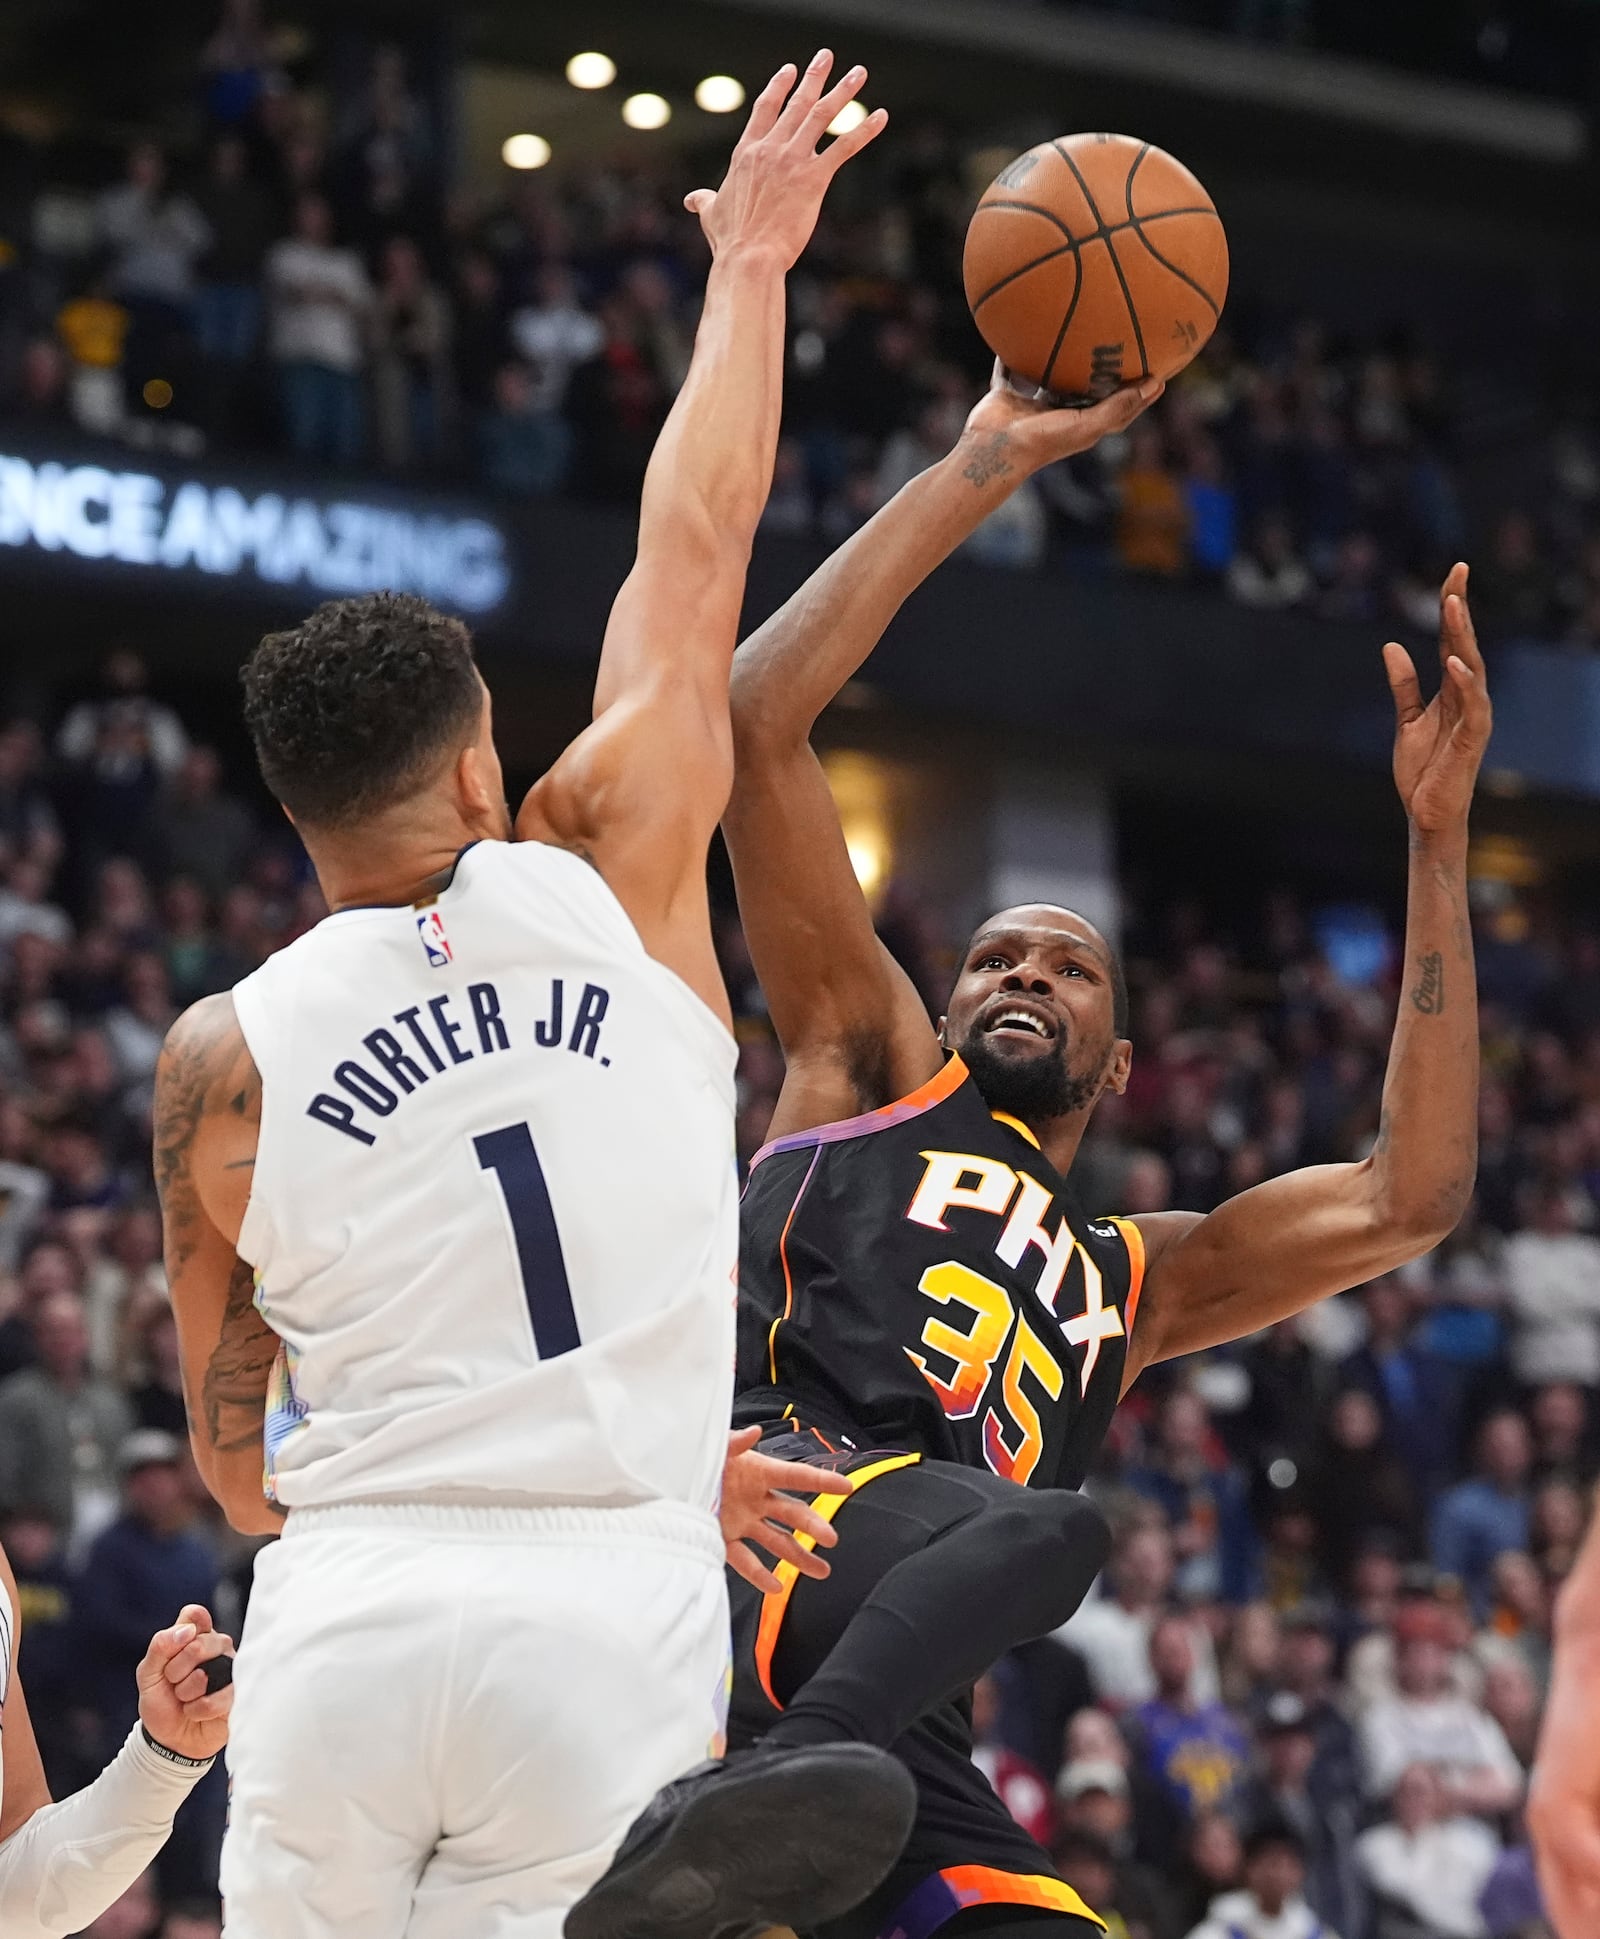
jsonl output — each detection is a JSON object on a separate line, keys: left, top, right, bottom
{"left": 1355, "top": 1761, "right": 1500, "bottom": 1939}
{"left": 1128, "top": 1615, "right": 1252, "bottom": 1822}
{"left": 1129, "top": 1388, "right": 1260, "bottom": 1604}
{"left": 0, "top": 1288, "right": 132, "bottom": 1541}
{"left": 1474, "top": 510, "right": 1553, "bottom": 639}
{"left": 55, "top": 269, "right": 130, "bottom": 437}
{"left": 1502, "top": 1179, "right": 1600, "bottom": 1388}
{"left": 1339, "top": 1274, "right": 1460, "bottom": 1496}
{"left": 153, "top": 745, "right": 256, "bottom": 903}
{"left": 1237, "top": 1692, "right": 1360, "bottom": 1934}
{"left": 1115, "top": 421, "right": 1191, "bottom": 578}
{"left": 971, "top": 1670, "right": 1054, "bottom": 1846}
{"left": 1184, "top": 1821, "right": 1331, "bottom": 1939}
{"left": 191, "top": 134, "right": 275, "bottom": 371}
{"left": 1059, "top": 1522, "right": 1215, "bottom": 1706}
{"left": 96, "top": 143, "right": 209, "bottom": 390}
{"left": 370, "top": 234, "right": 453, "bottom": 471}
{"left": 1305, "top": 1387, "right": 1424, "bottom": 1589}
{"left": 1528, "top": 1379, "right": 1591, "bottom": 1486}
{"left": 1055, "top": 1758, "right": 1180, "bottom": 1939}
{"left": 1225, "top": 512, "right": 1314, "bottom": 609}
{"left": 1171, "top": 1811, "right": 1246, "bottom": 1936}
{"left": 73, "top": 1429, "right": 219, "bottom": 1746}
{"left": 1358, "top": 1602, "right": 1523, "bottom": 1815}
{"left": 1182, "top": 438, "right": 1236, "bottom": 583}
{"left": 1430, "top": 1410, "right": 1534, "bottom": 1618}
{"left": 479, "top": 360, "right": 573, "bottom": 497}
{"left": 73, "top": 1428, "right": 227, "bottom": 1897}
{"left": 264, "top": 193, "right": 370, "bottom": 466}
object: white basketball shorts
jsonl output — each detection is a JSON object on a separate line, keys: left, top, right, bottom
{"left": 221, "top": 1499, "right": 730, "bottom": 1939}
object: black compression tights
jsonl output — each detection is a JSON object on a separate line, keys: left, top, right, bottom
{"left": 761, "top": 1459, "right": 1110, "bottom": 1756}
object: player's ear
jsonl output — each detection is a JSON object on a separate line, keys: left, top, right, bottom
{"left": 1106, "top": 1038, "right": 1133, "bottom": 1096}
{"left": 936, "top": 1015, "right": 949, "bottom": 1050}
{"left": 455, "top": 740, "right": 496, "bottom": 824}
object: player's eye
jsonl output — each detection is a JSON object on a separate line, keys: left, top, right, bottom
{"left": 977, "top": 955, "right": 1007, "bottom": 971}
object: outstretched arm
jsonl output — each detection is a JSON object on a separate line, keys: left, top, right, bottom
{"left": 727, "top": 369, "right": 1159, "bottom": 1137}
{"left": 153, "top": 995, "right": 284, "bottom": 1536}
{"left": 517, "top": 53, "right": 886, "bottom": 1024}
{"left": 1532, "top": 1506, "right": 1600, "bottom": 1937}
{"left": 1122, "top": 565, "right": 1489, "bottom": 1386}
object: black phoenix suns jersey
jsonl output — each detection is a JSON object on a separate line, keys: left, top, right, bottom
{"left": 734, "top": 1054, "right": 1145, "bottom": 1492}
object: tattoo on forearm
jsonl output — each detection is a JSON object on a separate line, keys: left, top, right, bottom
{"left": 961, "top": 431, "right": 1014, "bottom": 488}
{"left": 1410, "top": 950, "right": 1445, "bottom": 1015}
{"left": 201, "top": 1256, "right": 279, "bottom": 1451}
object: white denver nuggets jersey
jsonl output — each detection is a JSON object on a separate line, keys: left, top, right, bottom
{"left": 230, "top": 840, "right": 738, "bottom": 1515}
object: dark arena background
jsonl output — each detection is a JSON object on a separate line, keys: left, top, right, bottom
{"left": 2, "top": 1, "right": 1599, "bottom": 1933}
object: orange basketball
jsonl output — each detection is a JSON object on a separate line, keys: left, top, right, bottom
{"left": 963, "top": 132, "right": 1228, "bottom": 400}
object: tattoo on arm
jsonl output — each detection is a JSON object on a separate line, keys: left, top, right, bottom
{"left": 961, "top": 431, "right": 1014, "bottom": 489}
{"left": 201, "top": 1257, "right": 279, "bottom": 1452}
{"left": 1410, "top": 950, "right": 1445, "bottom": 1015}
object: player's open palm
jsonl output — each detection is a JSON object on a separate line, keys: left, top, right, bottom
{"left": 136, "top": 1602, "right": 235, "bottom": 1762}
{"left": 1382, "top": 561, "right": 1493, "bottom": 835}
{"left": 685, "top": 51, "right": 887, "bottom": 271}
{"left": 962, "top": 358, "right": 1164, "bottom": 471}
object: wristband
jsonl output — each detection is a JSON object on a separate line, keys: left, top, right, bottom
{"left": 140, "top": 1724, "right": 215, "bottom": 1771}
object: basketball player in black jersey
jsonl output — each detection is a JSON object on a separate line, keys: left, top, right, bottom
{"left": 697, "top": 365, "right": 1492, "bottom": 1939}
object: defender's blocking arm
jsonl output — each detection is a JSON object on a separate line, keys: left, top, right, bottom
{"left": 1121, "top": 566, "right": 1490, "bottom": 1386}
{"left": 726, "top": 368, "right": 1160, "bottom": 1134}
{"left": 517, "top": 54, "right": 886, "bottom": 1024}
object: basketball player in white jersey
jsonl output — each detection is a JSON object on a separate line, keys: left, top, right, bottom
{"left": 0, "top": 1540, "right": 234, "bottom": 1937}
{"left": 151, "top": 53, "right": 914, "bottom": 1939}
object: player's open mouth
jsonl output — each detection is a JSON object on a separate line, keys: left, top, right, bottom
{"left": 984, "top": 1004, "right": 1057, "bottom": 1041}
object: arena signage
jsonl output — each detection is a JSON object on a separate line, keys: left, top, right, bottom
{"left": 0, "top": 450, "right": 510, "bottom": 615}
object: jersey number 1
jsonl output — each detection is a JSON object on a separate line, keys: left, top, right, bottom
{"left": 475, "top": 1122, "right": 580, "bottom": 1358}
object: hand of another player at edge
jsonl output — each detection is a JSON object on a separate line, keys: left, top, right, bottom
{"left": 684, "top": 52, "right": 887, "bottom": 272}
{"left": 1382, "top": 561, "right": 1493, "bottom": 837}
{"left": 958, "top": 358, "right": 1164, "bottom": 474}
{"left": 137, "top": 1602, "right": 235, "bottom": 1762}
{"left": 720, "top": 1425, "right": 853, "bottom": 1596}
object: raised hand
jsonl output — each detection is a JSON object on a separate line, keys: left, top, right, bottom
{"left": 959, "top": 358, "right": 1164, "bottom": 473}
{"left": 1382, "top": 562, "right": 1493, "bottom": 836}
{"left": 136, "top": 1602, "right": 235, "bottom": 1762}
{"left": 685, "top": 52, "right": 887, "bottom": 271}
{"left": 720, "top": 1424, "right": 853, "bottom": 1595}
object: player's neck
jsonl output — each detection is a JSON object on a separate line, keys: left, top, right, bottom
{"left": 1027, "top": 1111, "right": 1091, "bottom": 1179}
{"left": 308, "top": 805, "right": 493, "bottom": 913}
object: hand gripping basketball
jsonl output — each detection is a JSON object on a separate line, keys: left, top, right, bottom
{"left": 960, "top": 357, "right": 1164, "bottom": 472}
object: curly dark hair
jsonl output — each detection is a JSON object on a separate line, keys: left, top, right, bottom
{"left": 240, "top": 594, "right": 483, "bottom": 828}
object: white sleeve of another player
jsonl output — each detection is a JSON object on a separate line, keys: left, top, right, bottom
{"left": 0, "top": 1725, "right": 211, "bottom": 1939}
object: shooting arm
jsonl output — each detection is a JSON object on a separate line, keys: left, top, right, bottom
{"left": 727, "top": 377, "right": 1156, "bottom": 1133}
{"left": 152, "top": 997, "right": 285, "bottom": 1538}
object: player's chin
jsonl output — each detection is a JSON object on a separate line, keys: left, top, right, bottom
{"left": 976, "top": 1027, "right": 1058, "bottom": 1060}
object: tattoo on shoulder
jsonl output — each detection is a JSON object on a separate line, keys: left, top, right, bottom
{"left": 961, "top": 431, "right": 1014, "bottom": 489}
{"left": 1410, "top": 950, "right": 1445, "bottom": 1015}
{"left": 152, "top": 997, "right": 260, "bottom": 1276}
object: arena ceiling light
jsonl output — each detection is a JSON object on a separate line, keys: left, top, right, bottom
{"left": 827, "top": 100, "right": 869, "bottom": 137}
{"left": 622, "top": 92, "right": 671, "bottom": 130}
{"left": 695, "top": 75, "right": 745, "bottom": 113}
{"left": 566, "top": 51, "right": 616, "bottom": 89}
{"left": 501, "top": 133, "right": 552, "bottom": 170}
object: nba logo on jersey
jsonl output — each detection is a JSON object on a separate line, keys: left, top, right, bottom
{"left": 417, "top": 907, "right": 453, "bottom": 967}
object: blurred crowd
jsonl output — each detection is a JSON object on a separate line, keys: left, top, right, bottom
{"left": 0, "top": 641, "right": 1593, "bottom": 1935}
{"left": 3, "top": 4, "right": 1600, "bottom": 652}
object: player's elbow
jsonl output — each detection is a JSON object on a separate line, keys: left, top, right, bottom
{"left": 1366, "top": 1157, "right": 1474, "bottom": 1256}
